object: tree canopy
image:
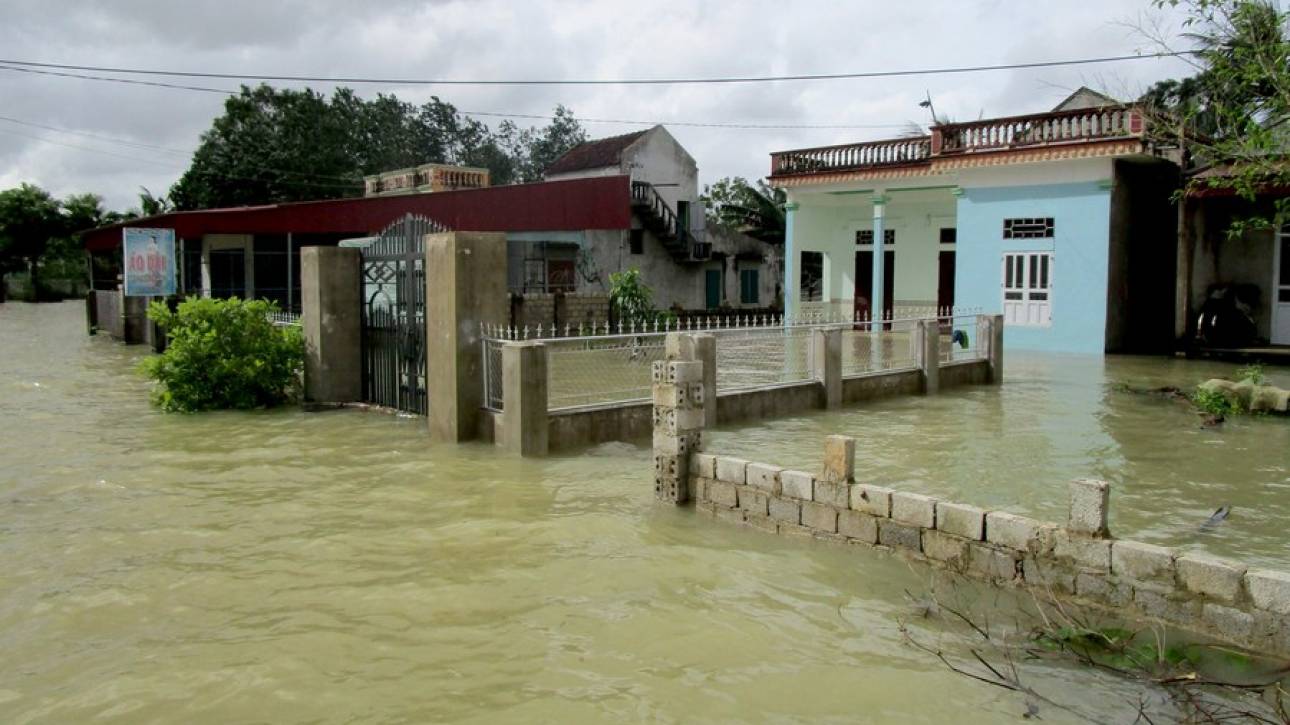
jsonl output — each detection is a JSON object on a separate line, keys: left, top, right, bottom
{"left": 701, "top": 177, "right": 786, "bottom": 244}
{"left": 169, "top": 85, "right": 587, "bottom": 210}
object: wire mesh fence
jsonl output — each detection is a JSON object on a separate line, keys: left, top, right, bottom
{"left": 939, "top": 314, "right": 985, "bottom": 363}
{"left": 483, "top": 337, "right": 505, "bottom": 411}
{"left": 545, "top": 334, "right": 668, "bottom": 409}
{"left": 840, "top": 319, "right": 919, "bottom": 377}
{"left": 715, "top": 325, "right": 816, "bottom": 393}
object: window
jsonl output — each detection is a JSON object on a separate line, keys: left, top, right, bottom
{"left": 1002, "top": 252, "right": 1052, "bottom": 327}
{"left": 939, "top": 228, "right": 957, "bottom": 245}
{"left": 629, "top": 228, "right": 644, "bottom": 255}
{"left": 800, "top": 251, "right": 823, "bottom": 302}
{"left": 740, "top": 268, "right": 760, "bottom": 304}
{"left": 1003, "top": 217, "right": 1054, "bottom": 239}
{"left": 855, "top": 229, "right": 896, "bottom": 245}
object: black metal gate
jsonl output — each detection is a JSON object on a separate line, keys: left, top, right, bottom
{"left": 361, "top": 214, "right": 447, "bottom": 415}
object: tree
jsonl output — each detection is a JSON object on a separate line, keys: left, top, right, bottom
{"left": 0, "top": 184, "right": 65, "bottom": 297}
{"left": 701, "top": 177, "right": 787, "bottom": 244}
{"left": 1143, "top": 0, "right": 1290, "bottom": 230}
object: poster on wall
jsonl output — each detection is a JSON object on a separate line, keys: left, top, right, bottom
{"left": 122, "top": 227, "right": 176, "bottom": 297}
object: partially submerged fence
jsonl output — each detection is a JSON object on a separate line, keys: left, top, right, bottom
{"left": 480, "top": 310, "right": 1001, "bottom": 454}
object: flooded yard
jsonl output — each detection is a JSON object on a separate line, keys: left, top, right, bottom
{"left": 2, "top": 302, "right": 1287, "bottom": 723}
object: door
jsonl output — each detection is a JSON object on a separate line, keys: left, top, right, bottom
{"left": 853, "top": 250, "right": 894, "bottom": 322}
{"left": 937, "top": 250, "right": 956, "bottom": 312}
{"left": 209, "top": 249, "right": 246, "bottom": 299}
{"left": 705, "top": 269, "right": 722, "bottom": 309}
{"left": 1002, "top": 252, "right": 1052, "bottom": 326}
{"left": 1275, "top": 228, "right": 1290, "bottom": 344}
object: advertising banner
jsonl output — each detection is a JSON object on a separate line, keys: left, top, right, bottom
{"left": 123, "top": 227, "right": 176, "bottom": 297}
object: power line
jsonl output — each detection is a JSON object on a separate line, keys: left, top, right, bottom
{"left": 0, "top": 115, "right": 192, "bottom": 155}
{"left": 0, "top": 52, "right": 1194, "bottom": 86}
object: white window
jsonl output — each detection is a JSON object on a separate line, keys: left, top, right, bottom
{"left": 1002, "top": 252, "right": 1052, "bottom": 327}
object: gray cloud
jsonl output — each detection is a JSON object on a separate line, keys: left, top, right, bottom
{"left": 0, "top": 0, "right": 1195, "bottom": 209}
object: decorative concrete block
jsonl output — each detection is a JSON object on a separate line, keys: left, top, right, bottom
{"left": 851, "top": 484, "right": 892, "bottom": 517}
{"left": 801, "top": 501, "right": 839, "bottom": 533}
{"left": 745, "top": 463, "right": 783, "bottom": 495}
{"left": 737, "top": 487, "right": 770, "bottom": 516}
{"left": 1245, "top": 570, "right": 1290, "bottom": 615}
{"left": 715, "top": 457, "right": 749, "bottom": 484}
{"left": 688, "top": 453, "right": 716, "bottom": 479}
{"left": 922, "top": 530, "right": 970, "bottom": 570}
{"left": 1067, "top": 478, "right": 1110, "bottom": 537}
{"left": 820, "top": 435, "right": 855, "bottom": 483}
{"left": 706, "top": 479, "right": 738, "bottom": 508}
{"left": 653, "top": 453, "right": 687, "bottom": 503}
{"left": 652, "top": 383, "right": 690, "bottom": 409}
{"left": 653, "top": 430, "right": 700, "bottom": 456}
{"left": 1022, "top": 557, "right": 1076, "bottom": 594}
{"left": 838, "top": 510, "right": 878, "bottom": 543}
{"left": 1175, "top": 553, "right": 1247, "bottom": 604}
{"left": 768, "top": 497, "right": 801, "bottom": 525}
{"left": 968, "top": 543, "right": 1019, "bottom": 582}
{"left": 1053, "top": 531, "right": 1112, "bottom": 572}
{"left": 1075, "top": 571, "right": 1131, "bottom": 607}
{"left": 813, "top": 480, "right": 850, "bottom": 509}
{"left": 780, "top": 470, "right": 814, "bottom": 501}
{"left": 665, "top": 360, "right": 703, "bottom": 384}
{"left": 986, "top": 512, "right": 1055, "bottom": 555}
{"left": 1110, "top": 540, "right": 1174, "bottom": 584}
{"left": 1203, "top": 602, "right": 1256, "bottom": 643}
{"left": 878, "top": 520, "right": 922, "bottom": 551}
{"left": 936, "top": 502, "right": 986, "bottom": 541}
{"left": 891, "top": 492, "right": 936, "bottom": 528}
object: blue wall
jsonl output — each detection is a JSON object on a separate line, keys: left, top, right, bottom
{"left": 955, "top": 182, "right": 1111, "bottom": 354}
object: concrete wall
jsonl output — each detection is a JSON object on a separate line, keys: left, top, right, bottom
{"left": 94, "top": 289, "right": 123, "bottom": 339}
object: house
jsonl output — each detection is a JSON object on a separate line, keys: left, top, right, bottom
{"left": 769, "top": 88, "right": 1181, "bottom": 355}
{"left": 541, "top": 125, "right": 781, "bottom": 312}
{"left": 363, "top": 163, "right": 490, "bottom": 197}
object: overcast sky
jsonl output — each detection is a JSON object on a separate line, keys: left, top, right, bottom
{"left": 0, "top": 0, "right": 1198, "bottom": 211}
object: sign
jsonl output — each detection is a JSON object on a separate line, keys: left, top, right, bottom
{"left": 123, "top": 227, "right": 176, "bottom": 297}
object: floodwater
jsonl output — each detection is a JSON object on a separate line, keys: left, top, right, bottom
{"left": 1, "top": 302, "right": 1287, "bottom": 723}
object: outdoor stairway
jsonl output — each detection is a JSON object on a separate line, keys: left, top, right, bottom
{"left": 630, "top": 181, "right": 705, "bottom": 261}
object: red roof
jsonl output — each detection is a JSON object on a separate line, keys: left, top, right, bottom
{"left": 544, "top": 130, "right": 649, "bottom": 176}
{"left": 82, "top": 175, "right": 631, "bottom": 252}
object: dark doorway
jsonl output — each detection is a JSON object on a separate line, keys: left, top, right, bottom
{"left": 853, "top": 250, "right": 894, "bottom": 323}
{"left": 705, "top": 269, "right": 722, "bottom": 309}
{"left": 937, "top": 250, "right": 956, "bottom": 312}
{"left": 208, "top": 249, "right": 246, "bottom": 298}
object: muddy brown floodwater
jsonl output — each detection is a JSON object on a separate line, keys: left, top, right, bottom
{"left": 2, "top": 302, "right": 1287, "bottom": 723}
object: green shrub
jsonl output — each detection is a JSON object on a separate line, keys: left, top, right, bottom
{"left": 1235, "top": 363, "right": 1265, "bottom": 385}
{"left": 141, "top": 296, "right": 304, "bottom": 412}
{"left": 1191, "top": 386, "right": 1241, "bottom": 417}
{"left": 609, "top": 268, "right": 659, "bottom": 323}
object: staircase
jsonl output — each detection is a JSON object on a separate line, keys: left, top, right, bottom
{"left": 630, "top": 181, "right": 707, "bottom": 262}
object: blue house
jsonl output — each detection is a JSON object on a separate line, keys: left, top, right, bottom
{"left": 769, "top": 89, "right": 1180, "bottom": 355}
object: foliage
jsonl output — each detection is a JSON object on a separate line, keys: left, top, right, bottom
{"left": 700, "top": 176, "right": 787, "bottom": 244}
{"left": 0, "top": 185, "right": 127, "bottom": 296}
{"left": 1142, "top": 0, "right": 1290, "bottom": 233}
{"left": 608, "top": 269, "right": 659, "bottom": 322}
{"left": 1192, "top": 385, "right": 1244, "bottom": 416}
{"left": 141, "top": 297, "right": 304, "bottom": 412}
{"left": 169, "top": 85, "right": 587, "bottom": 209}
{"left": 1236, "top": 362, "right": 1267, "bottom": 383}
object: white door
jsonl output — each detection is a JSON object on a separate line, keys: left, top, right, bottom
{"left": 1274, "top": 227, "right": 1290, "bottom": 345}
{"left": 1002, "top": 252, "right": 1052, "bottom": 327}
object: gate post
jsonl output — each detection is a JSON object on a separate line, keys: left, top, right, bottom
{"left": 811, "top": 327, "right": 842, "bottom": 409}
{"left": 917, "top": 319, "right": 940, "bottom": 394}
{"left": 980, "top": 313, "right": 1004, "bottom": 385}
{"left": 502, "top": 341, "right": 548, "bottom": 456}
{"left": 301, "top": 246, "right": 362, "bottom": 403}
{"left": 664, "top": 332, "right": 717, "bottom": 427}
{"left": 426, "top": 232, "right": 508, "bottom": 442}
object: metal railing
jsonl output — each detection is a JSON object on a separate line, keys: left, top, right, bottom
{"left": 770, "top": 136, "right": 932, "bottom": 176}
{"left": 268, "top": 310, "right": 301, "bottom": 327}
{"left": 939, "top": 314, "right": 985, "bottom": 363}
{"left": 484, "top": 337, "right": 505, "bottom": 410}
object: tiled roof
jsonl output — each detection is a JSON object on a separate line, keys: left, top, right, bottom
{"left": 545, "top": 129, "right": 649, "bottom": 175}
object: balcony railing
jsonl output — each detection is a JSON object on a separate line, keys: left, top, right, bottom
{"left": 771, "top": 137, "right": 931, "bottom": 177}
{"left": 770, "top": 106, "right": 1145, "bottom": 178}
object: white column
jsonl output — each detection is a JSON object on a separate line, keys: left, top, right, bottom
{"left": 872, "top": 194, "right": 888, "bottom": 321}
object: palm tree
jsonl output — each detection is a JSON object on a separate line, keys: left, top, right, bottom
{"left": 702, "top": 177, "right": 786, "bottom": 244}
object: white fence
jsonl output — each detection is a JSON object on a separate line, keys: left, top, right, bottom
{"left": 481, "top": 308, "right": 983, "bottom": 412}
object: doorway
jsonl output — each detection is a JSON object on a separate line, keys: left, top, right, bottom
{"left": 937, "top": 250, "right": 956, "bottom": 312}
{"left": 208, "top": 249, "right": 247, "bottom": 298}
{"left": 1274, "top": 227, "right": 1290, "bottom": 345}
{"left": 853, "top": 250, "right": 894, "bottom": 322}
{"left": 705, "top": 268, "right": 722, "bottom": 309}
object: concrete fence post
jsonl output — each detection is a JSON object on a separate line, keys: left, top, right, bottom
{"left": 122, "top": 294, "right": 149, "bottom": 344}
{"left": 821, "top": 435, "right": 856, "bottom": 483}
{"left": 652, "top": 359, "right": 705, "bottom": 504}
{"left": 918, "top": 319, "right": 940, "bottom": 394}
{"left": 980, "top": 313, "right": 1004, "bottom": 385}
{"left": 502, "top": 341, "right": 548, "bottom": 456}
{"left": 301, "top": 246, "right": 362, "bottom": 404}
{"left": 425, "top": 231, "right": 508, "bottom": 443}
{"left": 812, "top": 327, "right": 842, "bottom": 409}
{"left": 1067, "top": 478, "right": 1111, "bottom": 538}
{"left": 665, "top": 331, "right": 717, "bottom": 427}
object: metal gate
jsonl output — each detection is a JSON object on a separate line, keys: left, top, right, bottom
{"left": 361, "top": 214, "right": 448, "bottom": 415}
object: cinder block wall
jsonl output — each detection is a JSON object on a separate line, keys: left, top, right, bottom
{"left": 685, "top": 448, "right": 1290, "bottom": 658}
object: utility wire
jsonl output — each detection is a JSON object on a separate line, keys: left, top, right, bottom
{"left": 0, "top": 52, "right": 1194, "bottom": 86}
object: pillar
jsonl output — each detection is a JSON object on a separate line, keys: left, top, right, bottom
{"left": 784, "top": 200, "right": 799, "bottom": 318}
{"left": 811, "top": 327, "right": 841, "bottom": 408}
{"left": 301, "top": 246, "right": 362, "bottom": 403}
{"left": 918, "top": 319, "right": 940, "bottom": 394}
{"left": 1068, "top": 479, "right": 1111, "bottom": 538}
{"left": 502, "top": 341, "right": 548, "bottom": 456}
{"left": 652, "top": 359, "right": 704, "bottom": 504}
{"left": 821, "top": 435, "right": 855, "bottom": 483}
{"left": 871, "top": 194, "right": 888, "bottom": 320}
{"left": 980, "top": 313, "right": 1004, "bottom": 385}
{"left": 122, "top": 294, "right": 150, "bottom": 344}
{"left": 665, "top": 331, "right": 717, "bottom": 426}
{"left": 426, "top": 231, "right": 508, "bottom": 443}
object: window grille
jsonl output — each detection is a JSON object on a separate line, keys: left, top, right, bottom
{"left": 855, "top": 229, "right": 896, "bottom": 245}
{"left": 1003, "top": 217, "right": 1054, "bottom": 239}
